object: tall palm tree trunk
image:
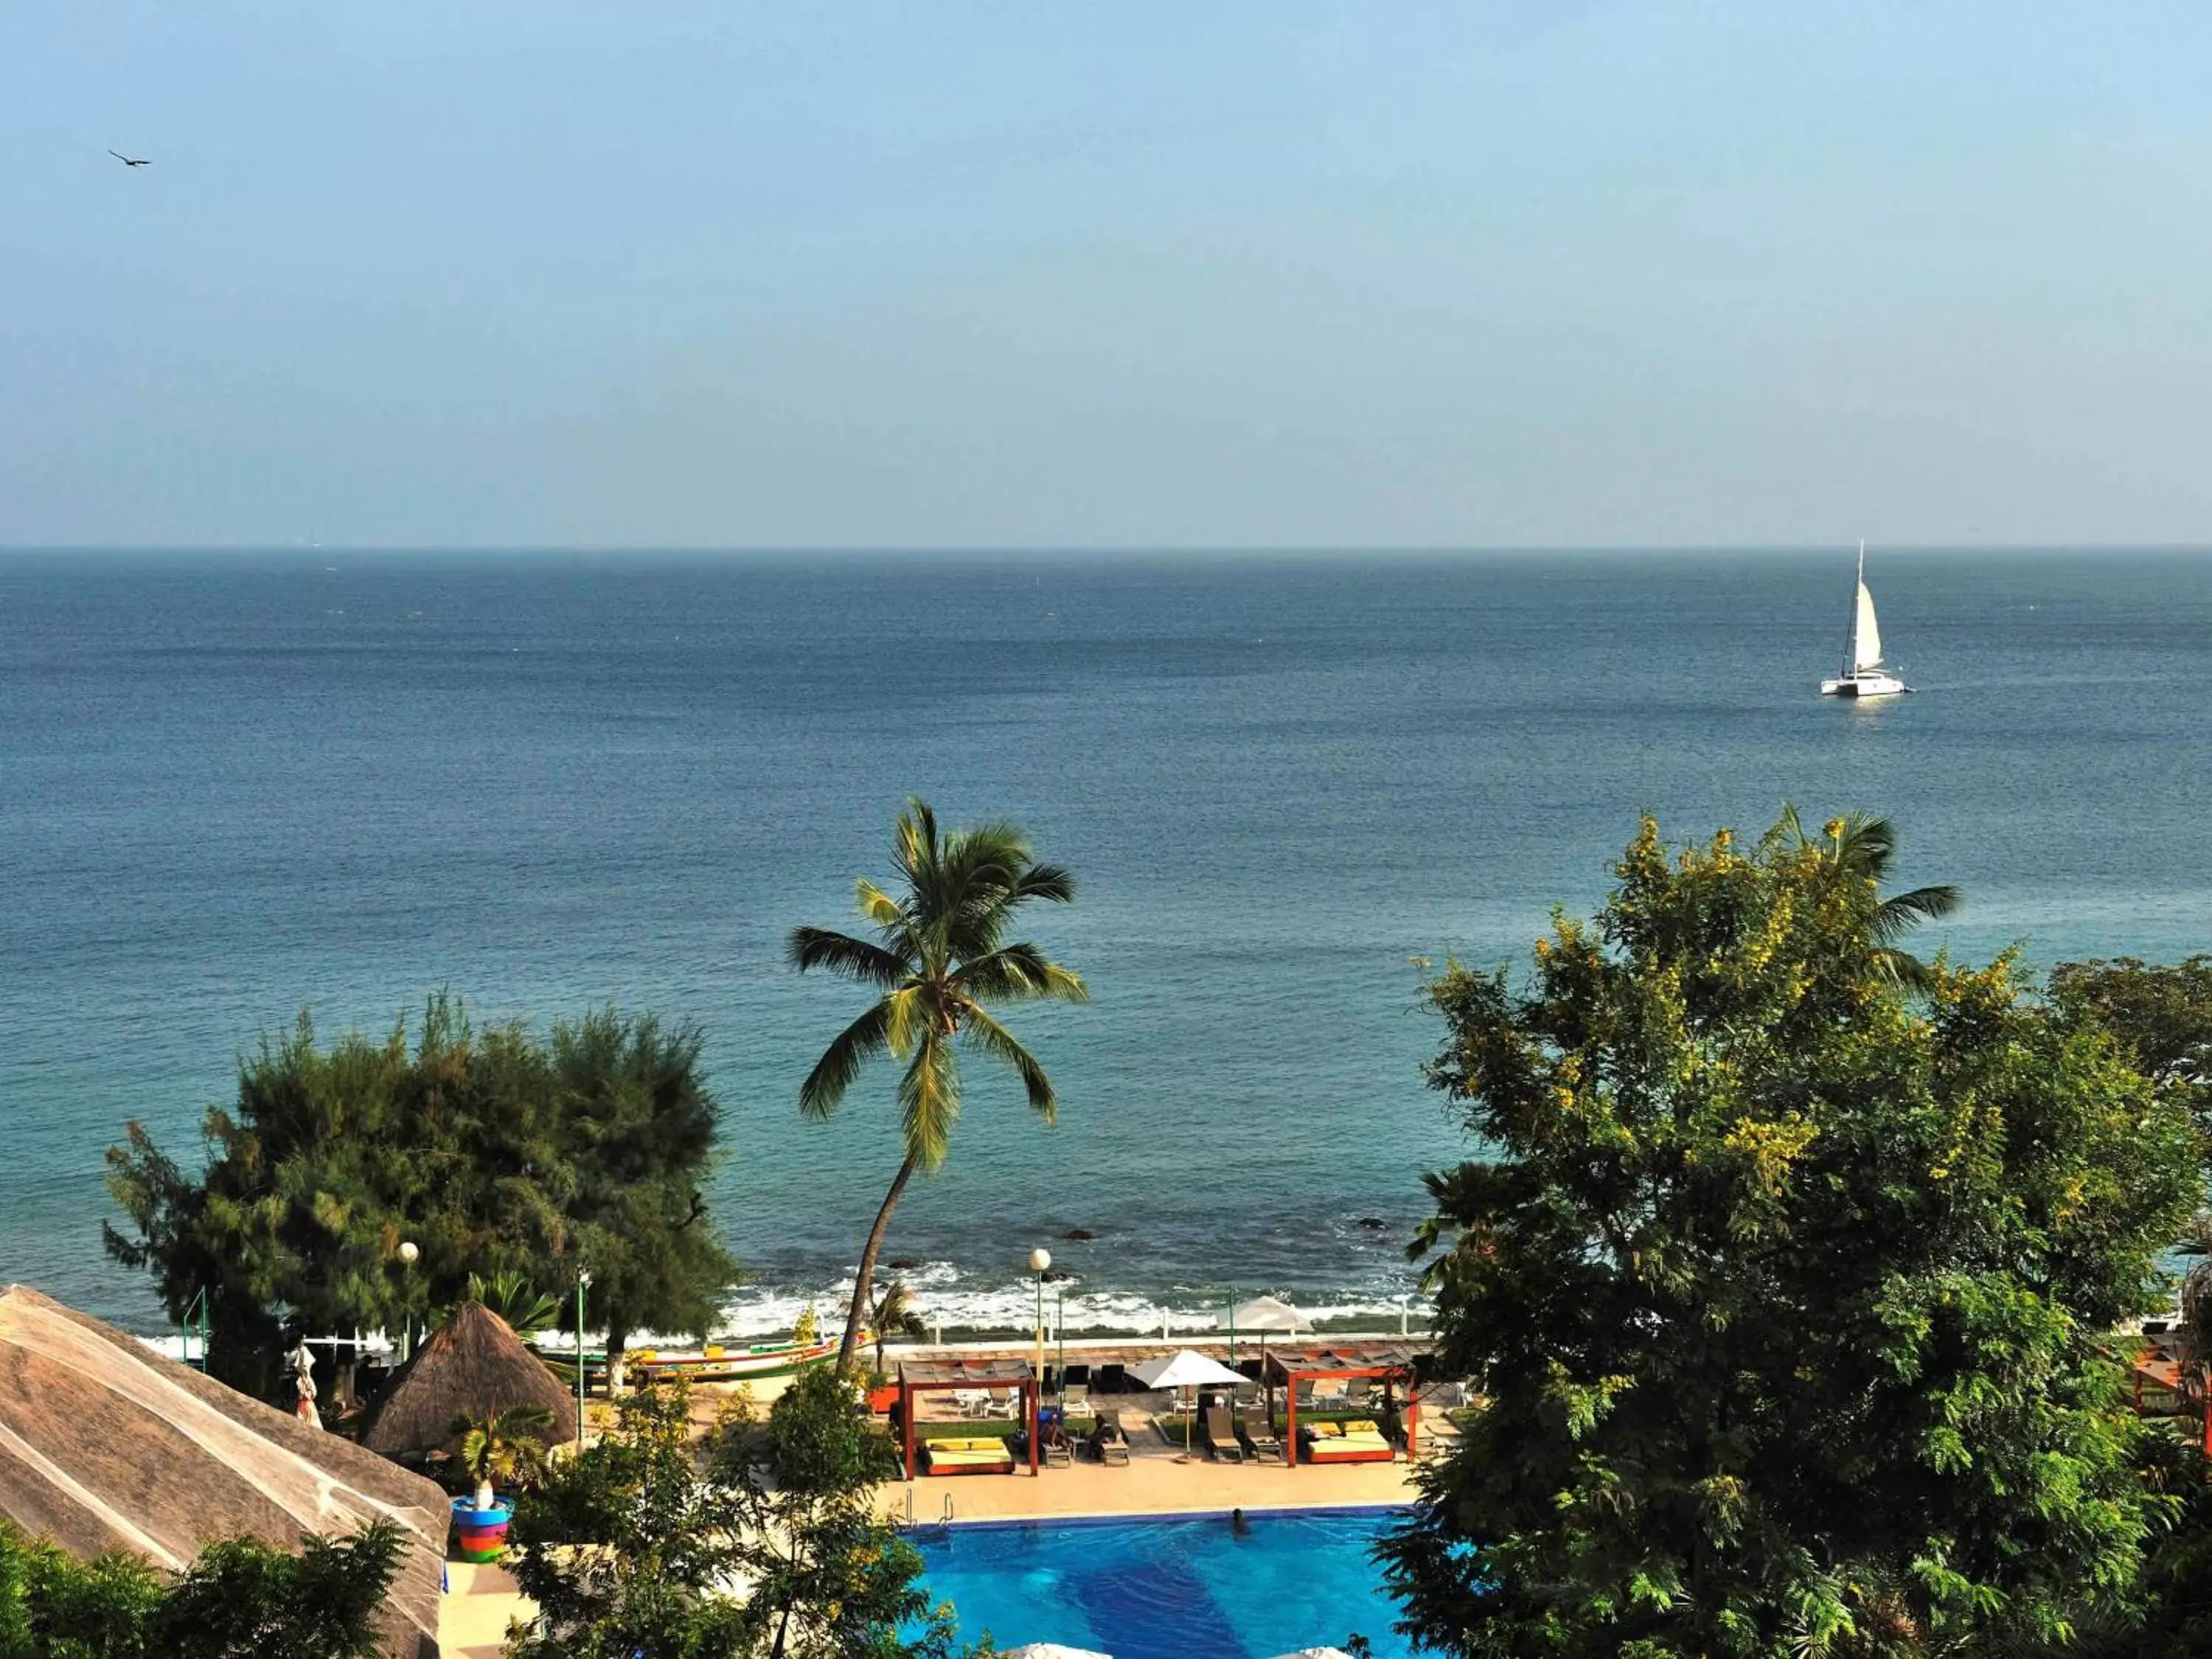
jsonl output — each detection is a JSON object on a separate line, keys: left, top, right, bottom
{"left": 838, "top": 1148, "right": 921, "bottom": 1377}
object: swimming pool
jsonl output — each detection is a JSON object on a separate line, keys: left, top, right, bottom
{"left": 912, "top": 1506, "right": 1413, "bottom": 1659}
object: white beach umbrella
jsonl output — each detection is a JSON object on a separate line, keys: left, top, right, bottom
{"left": 1129, "top": 1349, "right": 1246, "bottom": 1391}
{"left": 1130, "top": 1349, "right": 1247, "bottom": 1459}
{"left": 1002, "top": 1647, "right": 1113, "bottom": 1659}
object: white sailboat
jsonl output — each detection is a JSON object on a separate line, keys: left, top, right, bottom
{"left": 1820, "top": 542, "right": 1909, "bottom": 698}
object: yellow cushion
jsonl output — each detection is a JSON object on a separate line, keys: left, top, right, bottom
{"left": 1309, "top": 1421, "right": 1343, "bottom": 1438}
{"left": 1342, "top": 1419, "right": 1381, "bottom": 1435}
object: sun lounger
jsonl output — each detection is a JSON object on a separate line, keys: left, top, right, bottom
{"left": 1238, "top": 1407, "right": 1284, "bottom": 1463}
{"left": 921, "top": 1435, "right": 1015, "bottom": 1475}
{"left": 1298, "top": 1417, "right": 1396, "bottom": 1464}
{"left": 1062, "top": 1381, "right": 1090, "bottom": 1413}
{"left": 1092, "top": 1409, "right": 1130, "bottom": 1467}
{"left": 1201, "top": 1407, "right": 1245, "bottom": 1463}
{"left": 951, "top": 1388, "right": 992, "bottom": 1419}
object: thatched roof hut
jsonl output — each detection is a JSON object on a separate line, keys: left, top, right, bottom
{"left": 360, "top": 1300, "right": 577, "bottom": 1463}
{"left": 0, "top": 1284, "right": 448, "bottom": 1658}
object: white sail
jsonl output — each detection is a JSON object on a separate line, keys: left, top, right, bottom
{"left": 1852, "top": 580, "right": 1883, "bottom": 669}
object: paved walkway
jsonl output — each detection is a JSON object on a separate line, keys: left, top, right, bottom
{"left": 440, "top": 1562, "right": 532, "bottom": 1659}
{"left": 880, "top": 1448, "right": 1420, "bottom": 1523}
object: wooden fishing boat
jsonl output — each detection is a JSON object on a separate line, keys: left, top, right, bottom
{"left": 544, "top": 1333, "right": 855, "bottom": 1386}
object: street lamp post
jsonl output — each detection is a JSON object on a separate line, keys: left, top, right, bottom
{"left": 1054, "top": 1286, "right": 1067, "bottom": 1412}
{"left": 1028, "top": 1248, "right": 1051, "bottom": 1397}
{"left": 575, "top": 1265, "right": 593, "bottom": 1435}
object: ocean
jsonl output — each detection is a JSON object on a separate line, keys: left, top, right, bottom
{"left": 4, "top": 549, "right": 2210, "bottom": 1340}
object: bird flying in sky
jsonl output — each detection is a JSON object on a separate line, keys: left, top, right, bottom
{"left": 108, "top": 150, "right": 150, "bottom": 167}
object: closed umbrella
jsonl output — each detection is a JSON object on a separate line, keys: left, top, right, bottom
{"left": 1130, "top": 1349, "right": 1246, "bottom": 1461}
{"left": 1220, "top": 1294, "right": 1305, "bottom": 1370}
{"left": 1222, "top": 1295, "right": 1305, "bottom": 1427}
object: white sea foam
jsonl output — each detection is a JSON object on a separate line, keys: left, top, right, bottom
{"left": 713, "top": 1262, "right": 1422, "bottom": 1340}
{"left": 134, "top": 1262, "right": 1425, "bottom": 1359}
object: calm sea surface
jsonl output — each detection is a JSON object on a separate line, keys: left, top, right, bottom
{"left": 4, "top": 550, "right": 2209, "bottom": 1336}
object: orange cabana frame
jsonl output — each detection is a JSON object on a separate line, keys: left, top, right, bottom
{"left": 1262, "top": 1343, "right": 1423, "bottom": 1468}
{"left": 896, "top": 1358, "right": 1040, "bottom": 1479}
{"left": 2129, "top": 1342, "right": 2205, "bottom": 1452}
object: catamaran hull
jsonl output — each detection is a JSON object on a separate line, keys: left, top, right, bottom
{"left": 1820, "top": 674, "right": 1909, "bottom": 698}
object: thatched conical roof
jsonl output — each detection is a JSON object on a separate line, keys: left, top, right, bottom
{"left": 360, "top": 1299, "right": 577, "bottom": 1461}
{"left": 0, "top": 1284, "right": 448, "bottom": 1658}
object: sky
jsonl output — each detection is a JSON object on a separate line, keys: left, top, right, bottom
{"left": 4, "top": 2, "right": 2211, "bottom": 550}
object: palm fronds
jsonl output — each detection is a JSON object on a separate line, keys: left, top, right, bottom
{"left": 796, "top": 1003, "right": 891, "bottom": 1119}
{"left": 463, "top": 1270, "right": 560, "bottom": 1338}
{"left": 1778, "top": 804, "right": 1961, "bottom": 990}
{"left": 869, "top": 1279, "right": 929, "bottom": 1373}
{"left": 787, "top": 798, "right": 1084, "bottom": 1372}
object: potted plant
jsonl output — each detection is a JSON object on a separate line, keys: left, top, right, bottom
{"left": 448, "top": 1404, "right": 552, "bottom": 1562}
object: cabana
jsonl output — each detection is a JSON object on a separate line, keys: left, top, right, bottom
{"left": 0, "top": 1284, "right": 450, "bottom": 1658}
{"left": 360, "top": 1299, "right": 579, "bottom": 1464}
{"left": 1262, "top": 1343, "right": 1424, "bottom": 1468}
{"left": 897, "top": 1358, "right": 1040, "bottom": 1478}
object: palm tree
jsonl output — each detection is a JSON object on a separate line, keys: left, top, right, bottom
{"left": 461, "top": 1271, "right": 560, "bottom": 1338}
{"left": 788, "top": 799, "right": 1087, "bottom": 1377}
{"left": 869, "top": 1278, "right": 929, "bottom": 1378}
{"left": 452, "top": 1402, "right": 553, "bottom": 1510}
{"left": 1777, "top": 806, "right": 1961, "bottom": 989}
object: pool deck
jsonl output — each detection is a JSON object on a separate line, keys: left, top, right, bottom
{"left": 877, "top": 1450, "right": 1421, "bottom": 1523}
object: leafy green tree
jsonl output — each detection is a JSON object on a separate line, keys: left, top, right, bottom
{"left": 2044, "top": 956, "right": 2212, "bottom": 1659}
{"left": 507, "top": 1375, "right": 973, "bottom": 1658}
{"left": 104, "top": 996, "right": 737, "bottom": 1390}
{"left": 1385, "top": 813, "right": 2200, "bottom": 1659}
{"left": 726, "top": 1367, "right": 957, "bottom": 1658}
{"left": 0, "top": 1526, "right": 163, "bottom": 1658}
{"left": 2051, "top": 956, "right": 2212, "bottom": 1138}
{"left": 788, "top": 799, "right": 1086, "bottom": 1377}
{"left": 151, "top": 1520, "right": 406, "bottom": 1659}
{"left": 549, "top": 1010, "right": 742, "bottom": 1388}
{"left": 0, "top": 1517, "right": 404, "bottom": 1659}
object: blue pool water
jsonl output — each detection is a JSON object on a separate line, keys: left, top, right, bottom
{"left": 912, "top": 1506, "right": 1413, "bottom": 1658}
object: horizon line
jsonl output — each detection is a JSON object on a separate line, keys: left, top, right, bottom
{"left": 7, "top": 542, "right": 2212, "bottom": 559}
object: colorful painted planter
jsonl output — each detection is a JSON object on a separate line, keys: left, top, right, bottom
{"left": 451, "top": 1497, "right": 515, "bottom": 1563}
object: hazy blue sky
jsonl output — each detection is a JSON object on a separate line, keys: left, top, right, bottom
{"left": 5, "top": 3, "right": 2210, "bottom": 549}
